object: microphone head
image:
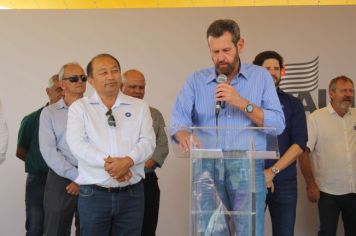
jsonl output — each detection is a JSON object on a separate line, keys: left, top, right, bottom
{"left": 216, "top": 74, "right": 227, "bottom": 84}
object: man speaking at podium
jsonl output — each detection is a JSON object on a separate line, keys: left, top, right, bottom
{"left": 171, "top": 19, "right": 285, "bottom": 235}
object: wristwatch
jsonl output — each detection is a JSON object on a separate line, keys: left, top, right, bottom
{"left": 244, "top": 103, "right": 254, "bottom": 113}
{"left": 271, "top": 166, "right": 280, "bottom": 175}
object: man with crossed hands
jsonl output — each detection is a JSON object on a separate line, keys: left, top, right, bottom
{"left": 67, "top": 53, "right": 155, "bottom": 236}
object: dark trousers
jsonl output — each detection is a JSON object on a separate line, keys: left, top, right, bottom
{"left": 265, "top": 178, "right": 297, "bottom": 236}
{"left": 141, "top": 172, "right": 160, "bottom": 236}
{"left": 318, "top": 191, "right": 356, "bottom": 236}
{"left": 43, "top": 169, "right": 79, "bottom": 236}
{"left": 25, "top": 173, "right": 47, "bottom": 236}
{"left": 78, "top": 181, "right": 144, "bottom": 236}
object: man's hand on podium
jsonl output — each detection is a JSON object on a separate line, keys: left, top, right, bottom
{"left": 174, "top": 130, "right": 201, "bottom": 152}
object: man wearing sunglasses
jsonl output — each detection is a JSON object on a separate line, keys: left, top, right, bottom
{"left": 16, "top": 74, "right": 63, "bottom": 236}
{"left": 121, "top": 69, "right": 169, "bottom": 236}
{"left": 39, "top": 63, "right": 86, "bottom": 236}
{"left": 66, "top": 54, "right": 156, "bottom": 236}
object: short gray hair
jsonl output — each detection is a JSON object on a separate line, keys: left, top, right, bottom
{"left": 329, "top": 75, "right": 354, "bottom": 91}
{"left": 58, "top": 62, "right": 81, "bottom": 80}
{"left": 47, "top": 74, "right": 59, "bottom": 88}
{"left": 122, "top": 69, "right": 145, "bottom": 84}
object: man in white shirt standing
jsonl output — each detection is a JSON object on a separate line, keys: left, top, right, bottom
{"left": 0, "top": 99, "right": 8, "bottom": 164}
{"left": 67, "top": 53, "right": 156, "bottom": 236}
{"left": 299, "top": 75, "right": 356, "bottom": 236}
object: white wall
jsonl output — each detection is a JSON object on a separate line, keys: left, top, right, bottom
{"left": 0, "top": 6, "right": 355, "bottom": 235}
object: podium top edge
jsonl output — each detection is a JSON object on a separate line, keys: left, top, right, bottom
{"left": 167, "top": 126, "right": 278, "bottom": 130}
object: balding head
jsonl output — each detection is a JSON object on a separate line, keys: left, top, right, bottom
{"left": 121, "top": 69, "right": 146, "bottom": 99}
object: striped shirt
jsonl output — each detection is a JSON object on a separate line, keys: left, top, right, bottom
{"left": 171, "top": 62, "right": 285, "bottom": 134}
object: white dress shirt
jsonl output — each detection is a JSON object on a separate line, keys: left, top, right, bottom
{"left": 307, "top": 103, "right": 356, "bottom": 195}
{"left": 67, "top": 91, "right": 156, "bottom": 187}
{"left": 0, "top": 100, "right": 8, "bottom": 164}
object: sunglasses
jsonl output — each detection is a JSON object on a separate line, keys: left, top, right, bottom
{"left": 106, "top": 109, "right": 116, "bottom": 127}
{"left": 62, "top": 75, "right": 87, "bottom": 83}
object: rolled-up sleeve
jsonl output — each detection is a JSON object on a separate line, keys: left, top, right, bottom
{"left": 290, "top": 98, "right": 308, "bottom": 150}
{"left": 170, "top": 74, "right": 195, "bottom": 135}
{"left": 261, "top": 70, "right": 285, "bottom": 134}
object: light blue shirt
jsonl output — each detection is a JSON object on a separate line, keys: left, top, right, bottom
{"left": 171, "top": 62, "right": 285, "bottom": 134}
{"left": 39, "top": 98, "right": 78, "bottom": 181}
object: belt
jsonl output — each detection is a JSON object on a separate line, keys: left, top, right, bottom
{"left": 94, "top": 180, "right": 142, "bottom": 193}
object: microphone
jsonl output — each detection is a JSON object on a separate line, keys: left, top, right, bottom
{"left": 215, "top": 74, "right": 227, "bottom": 117}
{"left": 215, "top": 74, "right": 227, "bottom": 116}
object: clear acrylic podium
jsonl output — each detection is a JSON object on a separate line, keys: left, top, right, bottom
{"left": 171, "top": 127, "right": 279, "bottom": 236}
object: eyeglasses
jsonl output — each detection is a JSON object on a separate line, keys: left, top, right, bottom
{"left": 106, "top": 109, "right": 116, "bottom": 127}
{"left": 62, "top": 75, "right": 87, "bottom": 83}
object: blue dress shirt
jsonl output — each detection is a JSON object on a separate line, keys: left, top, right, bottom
{"left": 39, "top": 98, "right": 78, "bottom": 181}
{"left": 171, "top": 62, "right": 285, "bottom": 134}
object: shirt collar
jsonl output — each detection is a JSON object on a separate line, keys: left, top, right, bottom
{"left": 88, "top": 91, "right": 132, "bottom": 109}
{"left": 326, "top": 102, "right": 352, "bottom": 116}
{"left": 205, "top": 61, "right": 249, "bottom": 85}
{"left": 54, "top": 98, "right": 67, "bottom": 110}
{"left": 237, "top": 62, "right": 249, "bottom": 81}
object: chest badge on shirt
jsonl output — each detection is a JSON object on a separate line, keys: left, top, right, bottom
{"left": 125, "top": 112, "right": 132, "bottom": 118}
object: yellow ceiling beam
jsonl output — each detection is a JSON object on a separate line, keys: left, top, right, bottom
{"left": 0, "top": 0, "right": 14, "bottom": 8}
{"left": 125, "top": 0, "right": 158, "bottom": 8}
{"left": 318, "top": 0, "right": 348, "bottom": 5}
{"left": 192, "top": 0, "right": 225, "bottom": 7}
{"left": 0, "top": 0, "right": 356, "bottom": 9}
{"left": 224, "top": 0, "right": 254, "bottom": 7}
{"left": 254, "top": 0, "right": 289, "bottom": 6}
{"left": 158, "top": 0, "right": 193, "bottom": 8}
{"left": 96, "top": 0, "right": 126, "bottom": 8}
{"left": 35, "top": 0, "right": 67, "bottom": 9}
{"left": 288, "top": 0, "right": 319, "bottom": 5}
{"left": 65, "top": 0, "right": 97, "bottom": 9}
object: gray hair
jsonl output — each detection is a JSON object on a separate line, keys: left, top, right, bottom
{"left": 58, "top": 62, "right": 81, "bottom": 80}
{"left": 329, "top": 75, "right": 354, "bottom": 91}
{"left": 47, "top": 74, "right": 59, "bottom": 88}
{"left": 122, "top": 69, "right": 145, "bottom": 84}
